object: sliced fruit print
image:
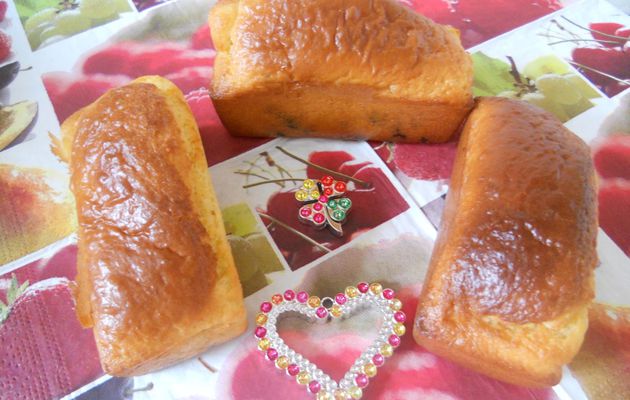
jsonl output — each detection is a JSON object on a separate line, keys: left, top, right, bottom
{"left": 569, "top": 303, "right": 630, "bottom": 399}
{"left": 407, "top": 0, "right": 562, "bottom": 49}
{"left": 598, "top": 179, "right": 630, "bottom": 257}
{"left": 543, "top": 17, "right": 630, "bottom": 97}
{"left": 593, "top": 135, "right": 630, "bottom": 181}
{"left": 18, "top": 0, "right": 133, "bottom": 50}
{"left": 258, "top": 150, "right": 409, "bottom": 270}
{"left": 0, "top": 165, "right": 76, "bottom": 265}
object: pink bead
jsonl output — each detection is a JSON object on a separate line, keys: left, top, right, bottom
{"left": 313, "top": 213, "right": 325, "bottom": 223}
{"left": 357, "top": 282, "right": 369, "bottom": 293}
{"left": 254, "top": 326, "right": 267, "bottom": 338}
{"left": 382, "top": 288, "right": 395, "bottom": 299}
{"left": 284, "top": 289, "right": 296, "bottom": 301}
{"left": 266, "top": 348, "right": 278, "bottom": 361}
{"left": 394, "top": 311, "right": 406, "bottom": 323}
{"left": 389, "top": 335, "right": 401, "bottom": 347}
{"left": 319, "top": 195, "right": 328, "bottom": 203}
{"left": 372, "top": 353, "right": 385, "bottom": 366}
{"left": 287, "top": 364, "right": 300, "bottom": 376}
{"left": 300, "top": 207, "right": 312, "bottom": 217}
{"left": 308, "top": 380, "right": 321, "bottom": 393}
{"left": 313, "top": 202, "right": 323, "bottom": 211}
{"left": 335, "top": 293, "right": 347, "bottom": 305}
{"left": 260, "top": 302, "right": 272, "bottom": 313}
{"left": 297, "top": 291, "right": 309, "bottom": 303}
{"left": 316, "top": 307, "right": 328, "bottom": 319}
{"left": 355, "top": 373, "right": 369, "bottom": 388}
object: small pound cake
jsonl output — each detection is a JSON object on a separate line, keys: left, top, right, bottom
{"left": 413, "top": 97, "right": 598, "bottom": 387}
{"left": 209, "top": 0, "right": 473, "bottom": 142}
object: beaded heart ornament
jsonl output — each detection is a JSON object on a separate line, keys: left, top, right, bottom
{"left": 254, "top": 282, "right": 406, "bottom": 399}
{"left": 295, "top": 176, "right": 352, "bottom": 237}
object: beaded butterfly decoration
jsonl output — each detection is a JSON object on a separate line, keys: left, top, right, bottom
{"left": 254, "top": 282, "right": 406, "bottom": 399}
{"left": 295, "top": 176, "right": 352, "bottom": 236}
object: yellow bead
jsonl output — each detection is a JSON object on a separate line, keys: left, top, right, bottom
{"left": 334, "top": 389, "right": 348, "bottom": 400}
{"left": 390, "top": 299, "right": 402, "bottom": 311}
{"left": 295, "top": 190, "right": 308, "bottom": 201}
{"left": 345, "top": 286, "right": 358, "bottom": 298}
{"left": 369, "top": 283, "right": 383, "bottom": 295}
{"left": 311, "top": 190, "right": 321, "bottom": 199}
{"left": 330, "top": 304, "right": 342, "bottom": 318}
{"left": 363, "top": 363, "right": 377, "bottom": 377}
{"left": 393, "top": 323, "right": 406, "bottom": 336}
{"left": 317, "top": 393, "right": 332, "bottom": 400}
{"left": 348, "top": 386, "right": 363, "bottom": 399}
{"left": 296, "top": 371, "right": 310, "bottom": 385}
{"left": 276, "top": 356, "right": 289, "bottom": 369}
{"left": 307, "top": 296, "right": 321, "bottom": 308}
{"left": 258, "top": 338, "right": 271, "bottom": 351}
{"left": 303, "top": 179, "right": 315, "bottom": 189}
{"left": 380, "top": 343, "right": 393, "bottom": 357}
{"left": 255, "top": 313, "right": 268, "bottom": 326}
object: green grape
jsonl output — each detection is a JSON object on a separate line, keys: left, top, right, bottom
{"left": 54, "top": 10, "right": 91, "bottom": 36}
{"left": 535, "top": 74, "right": 582, "bottom": 105}
{"left": 228, "top": 235, "right": 268, "bottom": 296}
{"left": 497, "top": 90, "right": 519, "bottom": 99}
{"left": 564, "top": 73, "right": 601, "bottom": 99}
{"left": 522, "top": 55, "right": 570, "bottom": 80}
{"left": 113, "top": 0, "right": 133, "bottom": 13}
{"left": 39, "top": 25, "right": 63, "bottom": 43}
{"left": 24, "top": 8, "right": 57, "bottom": 33}
{"left": 522, "top": 92, "right": 569, "bottom": 122}
{"left": 246, "top": 233, "right": 284, "bottom": 274}
{"left": 562, "top": 96, "right": 595, "bottom": 120}
{"left": 39, "top": 34, "right": 65, "bottom": 48}
{"left": 26, "top": 22, "right": 53, "bottom": 49}
{"left": 222, "top": 203, "right": 258, "bottom": 237}
{"left": 79, "top": 0, "right": 118, "bottom": 19}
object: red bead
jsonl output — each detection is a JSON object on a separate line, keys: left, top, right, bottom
{"left": 394, "top": 311, "right": 406, "bottom": 323}
{"left": 334, "top": 181, "right": 346, "bottom": 193}
{"left": 287, "top": 364, "right": 300, "bottom": 376}
{"left": 313, "top": 213, "right": 325, "bottom": 224}
{"left": 254, "top": 326, "right": 267, "bottom": 338}
{"left": 388, "top": 335, "right": 401, "bottom": 347}
{"left": 372, "top": 353, "right": 385, "bottom": 366}
{"left": 321, "top": 176, "right": 334, "bottom": 186}
{"left": 357, "top": 282, "right": 369, "bottom": 293}
{"left": 316, "top": 307, "right": 328, "bottom": 319}
{"left": 308, "top": 380, "right": 321, "bottom": 393}
{"left": 266, "top": 348, "right": 278, "bottom": 361}
{"left": 335, "top": 293, "right": 347, "bottom": 305}
{"left": 284, "top": 289, "right": 296, "bottom": 301}
{"left": 382, "top": 288, "right": 395, "bottom": 299}
{"left": 260, "top": 302, "right": 272, "bottom": 313}
{"left": 324, "top": 187, "right": 333, "bottom": 196}
{"left": 297, "top": 291, "right": 309, "bottom": 303}
{"left": 355, "top": 373, "right": 369, "bottom": 388}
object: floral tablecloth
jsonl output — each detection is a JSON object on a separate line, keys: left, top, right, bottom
{"left": 0, "top": 0, "right": 629, "bottom": 399}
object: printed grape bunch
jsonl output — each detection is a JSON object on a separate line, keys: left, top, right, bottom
{"left": 295, "top": 176, "right": 352, "bottom": 237}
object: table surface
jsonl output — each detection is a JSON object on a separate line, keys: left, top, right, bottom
{"left": 0, "top": 0, "right": 629, "bottom": 399}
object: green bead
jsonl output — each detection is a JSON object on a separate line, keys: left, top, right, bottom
{"left": 327, "top": 199, "right": 338, "bottom": 209}
{"left": 332, "top": 209, "right": 346, "bottom": 222}
{"left": 339, "top": 198, "right": 352, "bottom": 209}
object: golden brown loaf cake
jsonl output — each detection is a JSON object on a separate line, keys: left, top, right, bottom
{"left": 413, "top": 97, "right": 598, "bottom": 387}
{"left": 57, "top": 76, "right": 247, "bottom": 376}
{"left": 209, "top": 0, "right": 473, "bottom": 142}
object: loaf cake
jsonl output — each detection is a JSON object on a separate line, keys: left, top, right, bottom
{"left": 209, "top": 0, "right": 473, "bottom": 142}
{"left": 57, "top": 76, "right": 247, "bottom": 376}
{"left": 413, "top": 97, "right": 598, "bottom": 387}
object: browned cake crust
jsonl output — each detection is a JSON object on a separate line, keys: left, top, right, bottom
{"left": 414, "top": 97, "right": 598, "bottom": 387}
{"left": 59, "top": 76, "right": 247, "bottom": 376}
{"left": 209, "top": 0, "right": 473, "bottom": 142}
